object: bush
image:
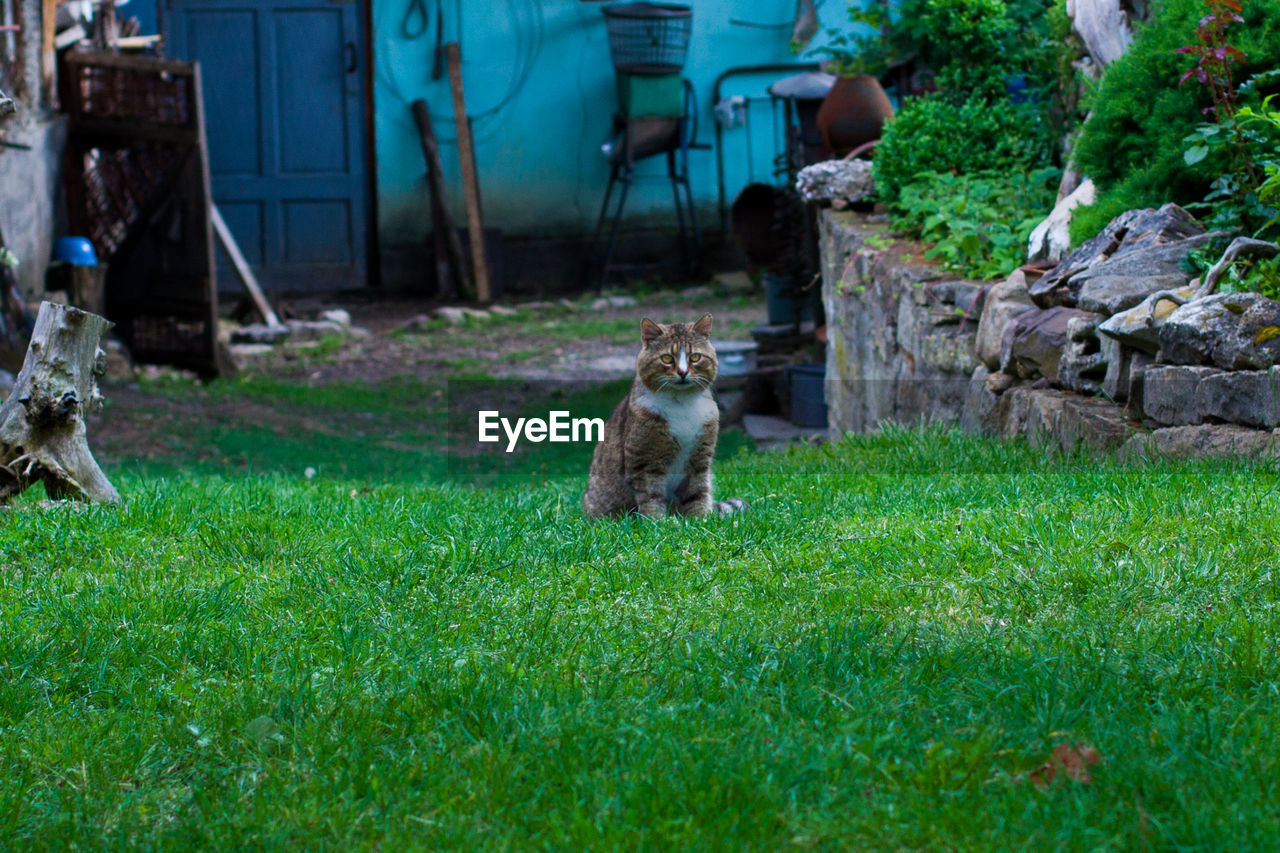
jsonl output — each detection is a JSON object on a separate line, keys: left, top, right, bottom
{"left": 873, "top": 95, "right": 1057, "bottom": 202}
{"left": 1070, "top": 0, "right": 1280, "bottom": 242}
{"left": 889, "top": 168, "right": 1062, "bottom": 279}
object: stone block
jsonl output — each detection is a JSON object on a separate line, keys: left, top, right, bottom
{"left": 1119, "top": 424, "right": 1276, "bottom": 462}
{"left": 1140, "top": 365, "right": 1220, "bottom": 426}
{"left": 960, "top": 366, "right": 998, "bottom": 435}
{"left": 976, "top": 270, "right": 1035, "bottom": 370}
{"left": 1098, "top": 284, "right": 1196, "bottom": 355}
{"left": 1157, "top": 292, "right": 1270, "bottom": 367}
{"left": 1196, "top": 368, "right": 1280, "bottom": 429}
{"left": 1025, "top": 389, "right": 1072, "bottom": 450}
{"left": 1057, "top": 396, "right": 1133, "bottom": 454}
{"left": 996, "top": 386, "right": 1034, "bottom": 439}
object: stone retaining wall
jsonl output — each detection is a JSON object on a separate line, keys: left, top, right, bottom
{"left": 820, "top": 210, "right": 1280, "bottom": 460}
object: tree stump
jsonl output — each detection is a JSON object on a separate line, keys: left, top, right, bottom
{"left": 0, "top": 302, "right": 120, "bottom": 503}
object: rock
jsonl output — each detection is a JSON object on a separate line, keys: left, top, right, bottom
{"left": 713, "top": 271, "right": 755, "bottom": 293}
{"left": 398, "top": 313, "right": 434, "bottom": 332}
{"left": 1070, "top": 0, "right": 1135, "bottom": 67}
{"left": 986, "top": 370, "right": 1016, "bottom": 393}
{"left": 458, "top": 307, "right": 491, "bottom": 320}
{"left": 1102, "top": 342, "right": 1151, "bottom": 404}
{"left": 1057, "top": 313, "right": 1109, "bottom": 394}
{"left": 102, "top": 339, "right": 135, "bottom": 383}
{"left": 681, "top": 285, "right": 713, "bottom": 300}
{"left": 976, "top": 270, "right": 1037, "bottom": 369}
{"left": 1030, "top": 204, "right": 1208, "bottom": 309}
{"left": 1057, "top": 395, "right": 1134, "bottom": 454}
{"left": 590, "top": 295, "right": 636, "bottom": 311}
{"left": 1077, "top": 273, "right": 1193, "bottom": 316}
{"left": 1024, "top": 389, "right": 1073, "bottom": 450}
{"left": 1097, "top": 284, "right": 1196, "bottom": 354}
{"left": 996, "top": 386, "right": 1034, "bottom": 438}
{"left": 1027, "top": 177, "right": 1096, "bottom": 263}
{"left": 796, "top": 158, "right": 876, "bottom": 205}
{"left": 1120, "top": 423, "right": 1275, "bottom": 462}
{"left": 1228, "top": 297, "right": 1280, "bottom": 369}
{"left": 489, "top": 304, "right": 519, "bottom": 317}
{"left": 960, "top": 365, "right": 999, "bottom": 434}
{"left": 228, "top": 343, "right": 275, "bottom": 369}
{"left": 285, "top": 319, "right": 346, "bottom": 341}
{"left": 432, "top": 306, "right": 467, "bottom": 325}
{"left": 1156, "top": 292, "right": 1270, "bottom": 367}
{"left": 1001, "top": 306, "right": 1103, "bottom": 382}
{"left": 231, "top": 323, "right": 290, "bottom": 344}
{"left": 1196, "top": 368, "right": 1280, "bottom": 429}
{"left": 1139, "top": 365, "right": 1220, "bottom": 426}
{"left": 318, "top": 308, "right": 351, "bottom": 329}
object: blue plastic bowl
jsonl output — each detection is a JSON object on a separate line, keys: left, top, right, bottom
{"left": 53, "top": 236, "right": 99, "bottom": 267}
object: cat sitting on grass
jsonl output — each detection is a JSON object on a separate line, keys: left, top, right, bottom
{"left": 583, "top": 313, "right": 747, "bottom": 519}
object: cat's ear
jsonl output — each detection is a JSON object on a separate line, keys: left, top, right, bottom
{"left": 692, "top": 313, "right": 713, "bottom": 337}
{"left": 641, "top": 318, "right": 664, "bottom": 344}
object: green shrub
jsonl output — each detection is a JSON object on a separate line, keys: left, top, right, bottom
{"left": 889, "top": 168, "right": 1062, "bottom": 279}
{"left": 873, "top": 95, "right": 1057, "bottom": 202}
{"left": 1070, "top": 0, "right": 1280, "bottom": 243}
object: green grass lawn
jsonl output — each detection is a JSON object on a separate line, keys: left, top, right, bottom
{"left": 3, "top": 423, "right": 1279, "bottom": 849}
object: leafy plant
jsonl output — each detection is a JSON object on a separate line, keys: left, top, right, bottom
{"left": 810, "top": 0, "right": 901, "bottom": 77}
{"left": 1071, "top": 0, "right": 1280, "bottom": 243}
{"left": 873, "top": 94, "right": 1057, "bottom": 203}
{"left": 1176, "top": 0, "right": 1247, "bottom": 122}
{"left": 889, "top": 168, "right": 1062, "bottom": 279}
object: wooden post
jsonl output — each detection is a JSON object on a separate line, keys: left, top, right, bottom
{"left": 41, "top": 0, "right": 57, "bottom": 105}
{"left": 0, "top": 302, "right": 120, "bottom": 504}
{"left": 211, "top": 203, "right": 284, "bottom": 329}
{"left": 411, "top": 99, "right": 470, "bottom": 299}
{"left": 444, "top": 43, "right": 491, "bottom": 303}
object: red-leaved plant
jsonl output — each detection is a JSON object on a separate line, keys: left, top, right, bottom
{"left": 1177, "top": 0, "right": 1247, "bottom": 121}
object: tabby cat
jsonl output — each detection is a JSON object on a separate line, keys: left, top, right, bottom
{"left": 583, "top": 313, "right": 747, "bottom": 519}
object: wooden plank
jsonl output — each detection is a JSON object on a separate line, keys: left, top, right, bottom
{"left": 210, "top": 204, "right": 283, "bottom": 329}
{"left": 444, "top": 43, "right": 491, "bottom": 303}
{"left": 63, "top": 51, "right": 196, "bottom": 76}
{"left": 189, "top": 63, "right": 235, "bottom": 377}
{"left": 69, "top": 117, "right": 200, "bottom": 146}
{"left": 410, "top": 98, "right": 469, "bottom": 299}
{"left": 40, "top": 0, "right": 57, "bottom": 103}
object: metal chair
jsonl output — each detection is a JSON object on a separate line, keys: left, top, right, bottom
{"left": 590, "top": 78, "right": 704, "bottom": 289}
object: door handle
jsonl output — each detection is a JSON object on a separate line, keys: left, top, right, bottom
{"left": 344, "top": 41, "right": 357, "bottom": 74}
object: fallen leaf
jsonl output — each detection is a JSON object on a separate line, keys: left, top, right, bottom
{"left": 1028, "top": 742, "right": 1101, "bottom": 788}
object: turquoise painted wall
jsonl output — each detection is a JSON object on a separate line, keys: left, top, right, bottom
{"left": 372, "top": 0, "right": 851, "bottom": 252}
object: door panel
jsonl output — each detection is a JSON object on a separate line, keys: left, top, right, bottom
{"left": 167, "top": 0, "right": 368, "bottom": 291}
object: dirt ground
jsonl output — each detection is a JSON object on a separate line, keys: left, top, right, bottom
{"left": 89, "top": 287, "right": 768, "bottom": 471}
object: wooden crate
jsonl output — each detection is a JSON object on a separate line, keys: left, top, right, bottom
{"left": 62, "top": 51, "right": 229, "bottom": 377}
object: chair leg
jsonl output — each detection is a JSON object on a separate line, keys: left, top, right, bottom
{"left": 599, "top": 166, "right": 632, "bottom": 291}
{"left": 667, "top": 151, "right": 690, "bottom": 266}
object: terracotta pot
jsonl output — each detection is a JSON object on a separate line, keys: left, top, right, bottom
{"left": 816, "top": 74, "right": 895, "bottom": 157}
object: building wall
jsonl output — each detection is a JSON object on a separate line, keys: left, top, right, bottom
{"left": 372, "top": 0, "right": 850, "bottom": 285}
{"left": 0, "top": 0, "right": 66, "bottom": 298}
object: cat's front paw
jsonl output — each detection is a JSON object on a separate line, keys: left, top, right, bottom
{"left": 715, "top": 498, "right": 748, "bottom": 516}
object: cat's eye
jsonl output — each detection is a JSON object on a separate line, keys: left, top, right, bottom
{"left": 660, "top": 354, "right": 674, "bottom": 364}
{"left": 690, "top": 353, "right": 702, "bottom": 363}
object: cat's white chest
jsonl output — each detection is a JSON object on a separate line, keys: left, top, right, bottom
{"left": 635, "top": 388, "right": 717, "bottom": 499}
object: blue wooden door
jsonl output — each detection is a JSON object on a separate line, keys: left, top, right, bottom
{"left": 166, "top": 0, "right": 368, "bottom": 290}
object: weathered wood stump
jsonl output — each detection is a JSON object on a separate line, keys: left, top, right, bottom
{"left": 0, "top": 302, "right": 119, "bottom": 503}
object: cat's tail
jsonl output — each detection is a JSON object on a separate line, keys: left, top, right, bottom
{"left": 715, "top": 498, "right": 748, "bottom": 516}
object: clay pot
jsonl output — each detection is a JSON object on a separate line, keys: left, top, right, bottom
{"left": 816, "top": 74, "right": 895, "bottom": 157}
